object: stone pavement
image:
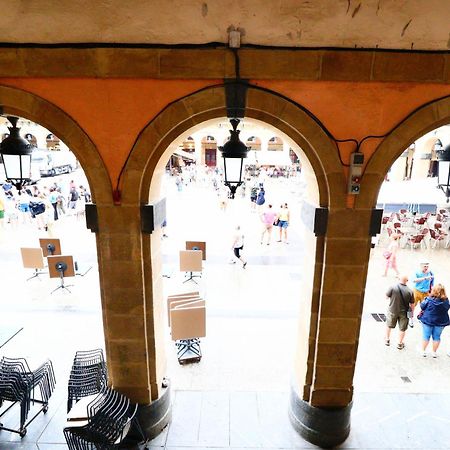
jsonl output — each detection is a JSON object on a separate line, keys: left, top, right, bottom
{"left": 1, "top": 172, "right": 450, "bottom": 448}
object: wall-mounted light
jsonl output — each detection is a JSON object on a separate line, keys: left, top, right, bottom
{"left": 0, "top": 116, "right": 36, "bottom": 191}
{"left": 219, "top": 118, "right": 249, "bottom": 199}
{"left": 437, "top": 143, "right": 450, "bottom": 203}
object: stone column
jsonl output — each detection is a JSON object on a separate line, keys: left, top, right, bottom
{"left": 194, "top": 138, "right": 204, "bottom": 165}
{"left": 389, "top": 150, "right": 408, "bottom": 181}
{"left": 95, "top": 203, "right": 171, "bottom": 438}
{"left": 290, "top": 208, "right": 372, "bottom": 448}
{"left": 411, "top": 140, "right": 432, "bottom": 180}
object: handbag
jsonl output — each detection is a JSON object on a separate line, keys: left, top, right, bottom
{"left": 273, "top": 219, "right": 280, "bottom": 226}
{"left": 397, "top": 285, "right": 412, "bottom": 317}
{"left": 383, "top": 251, "right": 392, "bottom": 259}
{"left": 417, "top": 311, "right": 424, "bottom": 320}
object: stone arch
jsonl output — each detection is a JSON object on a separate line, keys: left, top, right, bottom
{"left": 356, "top": 96, "right": 450, "bottom": 208}
{"left": 118, "top": 83, "right": 352, "bottom": 447}
{"left": 0, "top": 84, "right": 112, "bottom": 203}
{"left": 120, "top": 84, "right": 345, "bottom": 207}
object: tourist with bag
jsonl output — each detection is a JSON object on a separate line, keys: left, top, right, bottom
{"left": 384, "top": 275, "right": 414, "bottom": 350}
{"left": 260, "top": 204, "right": 278, "bottom": 245}
{"left": 418, "top": 284, "right": 449, "bottom": 358}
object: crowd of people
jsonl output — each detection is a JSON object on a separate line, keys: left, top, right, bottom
{"left": 0, "top": 177, "right": 91, "bottom": 231}
{"left": 384, "top": 261, "right": 450, "bottom": 358}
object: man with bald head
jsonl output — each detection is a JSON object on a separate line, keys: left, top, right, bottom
{"left": 385, "top": 274, "right": 415, "bottom": 349}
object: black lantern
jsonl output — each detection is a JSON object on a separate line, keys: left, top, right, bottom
{"left": 219, "top": 118, "right": 249, "bottom": 198}
{"left": 437, "top": 143, "right": 450, "bottom": 203}
{"left": 0, "top": 116, "right": 35, "bottom": 190}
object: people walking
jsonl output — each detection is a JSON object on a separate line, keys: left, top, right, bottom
{"left": 68, "top": 186, "right": 79, "bottom": 211}
{"left": 383, "top": 233, "right": 401, "bottom": 277}
{"left": 260, "top": 204, "right": 278, "bottom": 245}
{"left": 250, "top": 183, "right": 258, "bottom": 211}
{"left": 255, "top": 185, "right": 265, "bottom": 211}
{"left": 384, "top": 274, "right": 414, "bottom": 349}
{"left": 277, "top": 202, "right": 290, "bottom": 243}
{"left": 231, "top": 225, "right": 247, "bottom": 268}
{"left": 48, "top": 187, "right": 59, "bottom": 221}
{"left": 418, "top": 284, "right": 450, "bottom": 357}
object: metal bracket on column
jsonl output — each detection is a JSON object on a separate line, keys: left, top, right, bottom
{"left": 85, "top": 203, "right": 99, "bottom": 233}
{"left": 301, "top": 202, "right": 328, "bottom": 236}
{"left": 224, "top": 79, "right": 249, "bottom": 119}
{"left": 141, "top": 198, "right": 166, "bottom": 234}
{"left": 370, "top": 208, "right": 383, "bottom": 236}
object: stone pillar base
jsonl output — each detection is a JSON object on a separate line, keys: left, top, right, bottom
{"left": 289, "top": 388, "right": 352, "bottom": 448}
{"left": 136, "top": 385, "right": 171, "bottom": 441}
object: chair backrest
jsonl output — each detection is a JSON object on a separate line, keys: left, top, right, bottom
{"left": 393, "top": 222, "right": 401, "bottom": 229}
{"left": 434, "top": 222, "right": 442, "bottom": 229}
{"left": 86, "top": 388, "right": 137, "bottom": 444}
{"left": 67, "top": 349, "right": 108, "bottom": 413}
{"left": 421, "top": 228, "right": 429, "bottom": 235}
{"left": 429, "top": 229, "right": 438, "bottom": 239}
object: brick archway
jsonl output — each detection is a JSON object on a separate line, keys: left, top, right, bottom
{"left": 0, "top": 85, "right": 112, "bottom": 203}
{"left": 356, "top": 95, "right": 450, "bottom": 209}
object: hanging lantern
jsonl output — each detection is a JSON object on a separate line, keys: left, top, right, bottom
{"left": 219, "top": 118, "right": 249, "bottom": 199}
{"left": 0, "top": 116, "right": 35, "bottom": 190}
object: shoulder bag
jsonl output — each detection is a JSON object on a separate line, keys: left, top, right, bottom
{"left": 397, "top": 285, "right": 413, "bottom": 318}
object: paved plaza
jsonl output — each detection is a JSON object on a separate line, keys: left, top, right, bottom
{"left": 1, "top": 171, "right": 450, "bottom": 449}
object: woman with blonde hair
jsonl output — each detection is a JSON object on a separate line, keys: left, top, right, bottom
{"left": 418, "top": 284, "right": 450, "bottom": 357}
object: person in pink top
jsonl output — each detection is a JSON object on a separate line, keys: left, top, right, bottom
{"left": 260, "top": 204, "right": 278, "bottom": 245}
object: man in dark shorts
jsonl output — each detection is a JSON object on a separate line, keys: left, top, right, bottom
{"left": 385, "top": 274, "right": 414, "bottom": 349}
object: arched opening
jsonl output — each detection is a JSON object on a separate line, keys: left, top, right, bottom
{"left": 353, "top": 97, "right": 450, "bottom": 444}
{"left": 0, "top": 87, "right": 113, "bottom": 442}
{"left": 120, "top": 85, "right": 345, "bottom": 443}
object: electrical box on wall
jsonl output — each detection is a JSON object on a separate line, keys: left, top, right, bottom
{"left": 348, "top": 152, "right": 364, "bottom": 194}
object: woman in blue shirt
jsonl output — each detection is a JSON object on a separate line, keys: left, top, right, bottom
{"left": 419, "top": 284, "right": 450, "bottom": 358}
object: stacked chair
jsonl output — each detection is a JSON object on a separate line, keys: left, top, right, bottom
{"left": 64, "top": 387, "right": 146, "bottom": 449}
{"left": 0, "top": 356, "right": 56, "bottom": 437}
{"left": 65, "top": 350, "right": 147, "bottom": 449}
{"left": 67, "top": 349, "right": 108, "bottom": 413}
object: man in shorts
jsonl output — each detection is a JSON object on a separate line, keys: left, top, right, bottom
{"left": 385, "top": 274, "right": 414, "bottom": 349}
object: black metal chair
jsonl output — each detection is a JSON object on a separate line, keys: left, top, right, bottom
{"left": 67, "top": 349, "right": 108, "bottom": 413}
{"left": 0, "top": 356, "right": 55, "bottom": 437}
{"left": 64, "top": 387, "right": 147, "bottom": 449}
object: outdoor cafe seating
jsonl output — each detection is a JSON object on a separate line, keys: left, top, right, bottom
{"left": 429, "top": 228, "right": 447, "bottom": 248}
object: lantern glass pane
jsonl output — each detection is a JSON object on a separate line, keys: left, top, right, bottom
{"left": 223, "top": 157, "right": 243, "bottom": 184}
{"left": 438, "top": 161, "right": 450, "bottom": 186}
{"left": 3, "top": 153, "right": 32, "bottom": 181}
